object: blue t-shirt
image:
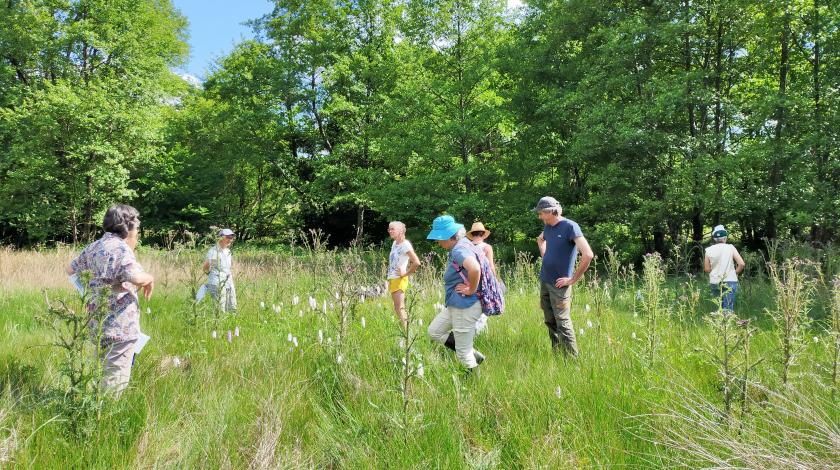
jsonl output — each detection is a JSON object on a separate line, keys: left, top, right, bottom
{"left": 540, "top": 218, "right": 583, "bottom": 284}
{"left": 443, "top": 238, "right": 480, "bottom": 309}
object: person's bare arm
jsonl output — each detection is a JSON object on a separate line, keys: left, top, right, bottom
{"left": 704, "top": 255, "right": 712, "bottom": 273}
{"left": 405, "top": 249, "right": 421, "bottom": 276}
{"left": 129, "top": 272, "right": 155, "bottom": 301}
{"left": 537, "top": 232, "right": 546, "bottom": 257}
{"left": 484, "top": 244, "right": 498, "bottom": 276}
{"left": 202, "top": 260, "right": 211, "bottom": 274}
{"left": 733, "top": 248, "right": 746, "bottom": 274}
{"left": 66, "top": 265, "right": 75, "bottom": 275}
{"left": 455, "top": 256, "right": 481, "bottom": 296}
{"left": 555, "top": 236, "right": 594, "bottom": 288}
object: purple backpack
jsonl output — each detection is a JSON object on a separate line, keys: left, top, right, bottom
{"left": 452, "top": 244, "right": 505, "bottom": 316}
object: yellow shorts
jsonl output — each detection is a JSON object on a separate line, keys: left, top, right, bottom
{"left": 388, "top": 277, "right": 409, "bottom": 294}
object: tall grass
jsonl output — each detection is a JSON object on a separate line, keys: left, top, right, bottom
{"left": 0, "top": 244, "right": 836, "bottom": 468}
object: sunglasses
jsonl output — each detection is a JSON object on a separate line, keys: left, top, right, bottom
{"left": 471, "top": 231, "right": 485, "bottom": 236}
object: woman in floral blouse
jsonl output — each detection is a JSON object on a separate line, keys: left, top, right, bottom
{"left": 66, "top": 204, "right": 155, "bottom": 397}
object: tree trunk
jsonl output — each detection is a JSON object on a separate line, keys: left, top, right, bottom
{"left": 767, "top": 10, "right": 790, "bottom": 241}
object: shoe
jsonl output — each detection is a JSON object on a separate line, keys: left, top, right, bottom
{"left": 445, "top": 333, "right": 484, "bottom": 365}
{"left": 473, "top": 349, "right": 485, "bottom": 365}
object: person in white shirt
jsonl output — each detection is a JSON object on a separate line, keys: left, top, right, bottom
{"left": 386, "top": 221, "right": 421, "bottom": 330}
{"left": 203, "top": 228, "right": 237, "bottom": 312}
{"left": 703, "top": 225, "right": 745, "bottom": 312}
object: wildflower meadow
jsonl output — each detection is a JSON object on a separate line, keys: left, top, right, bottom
{"left": 0, "top": 241, "right": 838, "bottom": 468}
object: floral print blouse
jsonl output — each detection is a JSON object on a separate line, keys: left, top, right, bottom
{"left": 70, "top": 232, "right": 144, "bottom": 344}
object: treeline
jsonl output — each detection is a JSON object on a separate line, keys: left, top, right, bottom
{"left": 2, "top": 0, "right": 839, "bottom": 258}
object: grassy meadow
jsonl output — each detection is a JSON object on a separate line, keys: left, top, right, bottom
{"left": 0, "top": 244, "right": 838, "bottom": 469}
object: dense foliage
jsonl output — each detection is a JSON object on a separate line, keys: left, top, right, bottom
{"left": 2, "top": 0, "right": 839, "bottom": 256}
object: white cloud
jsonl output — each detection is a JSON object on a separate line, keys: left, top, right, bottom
{"left": 180, "top": 73, "right": 202, "bottom": 88}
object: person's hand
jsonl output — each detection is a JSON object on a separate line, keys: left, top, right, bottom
{"left": 142, "top": 281, "right": 155, "bottom": 301}
{"left": 537, "top": 233, "right": 545, "bottom": 243}
{"left": 555, "top": 277, "right": 574, "bottom": 288}
{"left": 397, "top": 267, "right": 407, "bottom": 277}
{"left": 455, "top": 282, "right": 474, "bottom": 296}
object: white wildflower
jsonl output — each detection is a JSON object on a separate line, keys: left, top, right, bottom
{"left": 334, "top": 291, "right": 340, "bottom": 300}
{"left": 555, "top": 386, "right": 562, "bottom": 398}
{"left": 308, "top": 296, "right": 317, "bottom": 309}
{"left": 399, "top": 339, "right": 405, "bottom": 348}
{"left": 287, "top": 332, "right": 293, "bottom": 342}
{"left": 579, "top": 328, "right": 585, "bottom": 336}
{"left": 260, "top": 301, "right": 266, "bottom": 309}
{"left": 401, "top": 357, "right": 407, "bottom": 365}
{"left": 417, "top": 363, "right": 425, "bottom": 377}
{"left": 327, "top": 337, "right": 333, "bottom": 344}
{"left": 292, "top": 295, "right": 300, "bottom": 306}
{"left": 632, "top": 332, "right": 637, "bottom": 340}
{"left": 586, "top": 319, "right": 593, "bottom": 329}
{"left": 361, "top": 317, "right": 366, "bottom": 328}
{"left": 585, "top": 304, "right": 591, "bottom": 312}
{"left": 173, "top": 356, "right": 182, "bottom": 367}
{"left": 292, "top": 337, "right": 298, "bottom": 347}
{"left": 227, "top": 331, "right": 233, "bottom": 342}
{"left": 336, "top": 354, "right": 343, "bottom": 364}
{"left": 146, "top": 307, "right": 151, "bottom": 314}
{"left": 211, "top": 330, "right": 217, "bottom": 339}
{"left": 234, "top": 326, "right": 240, "bottom": 337}
{"left": 318, "top": 330, "right": 324, "bottom": 343}
{"left": 813, "top": 336, "right": 820, "bottom": 343}
{"left": 298, "top": 310, "right": 303, "bottom": 317}
{"left": 418, "top": 318, "right": 423, "bottom": 326}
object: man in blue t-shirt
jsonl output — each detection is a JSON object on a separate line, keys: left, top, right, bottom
{"left": 534, "top": 196, "right": 594, "bottom": 357}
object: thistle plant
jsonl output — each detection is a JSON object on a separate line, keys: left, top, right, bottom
{"left": 767, "top": 258, "right": 815, "bottom": 386}
{"left": 695, "top": 311, "right": 763, "bottom": 421}
{"left": 37, "top": 272, "right": 111, "bottom": 438}
{"left": 395, "top": 290, "right": 424, "bottom": 435}
{"left": 604, "top": 245, "right": 621, "bottom": 284}
{"left": 639, "top": 253, "right": 667, "bottom": 364}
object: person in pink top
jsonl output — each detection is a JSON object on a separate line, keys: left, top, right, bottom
{"left": 467, "top": 221, "right": 497, "bottom": 334}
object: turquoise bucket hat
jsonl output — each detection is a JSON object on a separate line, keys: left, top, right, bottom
{"left": 426, "top": 215, "right": 464, "bottom": 240}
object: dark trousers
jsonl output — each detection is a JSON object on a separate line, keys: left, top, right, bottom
{"left": 540, "top": 282, "right": 578, "bottom": 357}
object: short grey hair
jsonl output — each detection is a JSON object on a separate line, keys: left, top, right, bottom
{"left": 103, "top": 204, "right": 140, "bottom": 239}
{"left": 540, "top": 207, "right": 562, "bottom": 217}
{"left": 450, "top": 227, "right": 467, "bottom": 241}
{"left": 389, "top": 221, "right": 406, "bottom": 232}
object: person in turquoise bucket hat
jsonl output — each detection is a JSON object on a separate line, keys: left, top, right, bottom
{"left": 426, "top": 215, "right": 486, "bottom": 371}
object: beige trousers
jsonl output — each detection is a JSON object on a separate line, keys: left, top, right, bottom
{"left": 101, "top": 339, "right": 137, "bottom": 398}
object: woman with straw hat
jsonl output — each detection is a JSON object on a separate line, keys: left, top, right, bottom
{"left": 467, "top": 222, "right": 497, "bottom": 277}
{"left": 467, "top": 221, "right": 497, "bottom": 334}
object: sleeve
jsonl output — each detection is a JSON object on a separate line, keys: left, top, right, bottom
{"left": 205, "top": 247, "right": 216, "bottom": 263}
{"left": 119, "top": 248, "right": 143, "bottom": 283}
{"left": 452, "top": 245, "right": 475, "bottom": 268}
{"left": 571, "top": 221, "right": 583, "bottom": 239}
{"left": 404, "top": 241, "right": 414, "bottom": 254}
{"left": 69, "top": 247, "right": 88, "bottom": 273}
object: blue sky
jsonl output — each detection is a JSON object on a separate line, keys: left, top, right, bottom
{"left": 173, "top": 0, "right": 274, "bottom": 81}
{"left": 172, "top": 0, "right": 524, "bottom": 83}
